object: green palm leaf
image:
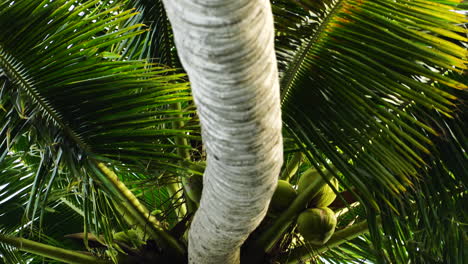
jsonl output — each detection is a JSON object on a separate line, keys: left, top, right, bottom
{"left": 0, "top": 0, "right": 194, "bottom": 168}
{"left": 120, "top": 0, "right": 180, "bottom": 67}
{"left": 0, "top": 1, "right": 191, "bottom": 261}
{"left": 1, "top": 0, "right": 466, "bottom": 263}
{"left": 275, "top": 0, "right": 466, "bottom": 262}
{"left": 280, "top": 0, "right": 466, "bottom": 204}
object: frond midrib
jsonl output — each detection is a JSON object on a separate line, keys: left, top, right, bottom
{"left": 0, "top": 47, "right": 91, "bottom": 152}
{"left": 280, "top": 0, "right": 346, "bottom": 104}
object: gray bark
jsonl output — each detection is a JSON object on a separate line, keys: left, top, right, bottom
{"left": 162, "top": 1, "right": 283, "bottom": 263}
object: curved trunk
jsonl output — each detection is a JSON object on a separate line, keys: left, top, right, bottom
{"left": 162, "top": 1, "right": 283, "bottom": 263}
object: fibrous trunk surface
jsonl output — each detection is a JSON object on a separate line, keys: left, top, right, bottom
{"left": 162, "top": 0, "right": 283, "bottom": 263}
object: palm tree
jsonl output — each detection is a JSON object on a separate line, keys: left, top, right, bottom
{"left": 0, "top": 0, "right": 466, "bottom": 263}
{"left": 162, "top": 1, "right": 283, "bottom": 263}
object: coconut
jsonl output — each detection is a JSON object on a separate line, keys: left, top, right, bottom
{"left": 270, "top": 180, "right": 297, "bottom": 212}
{"left": 296, "top": 207, "right": 337, "bottom": 245}
{"left": 297, "top": 169, "right": 338, "bottom": 207}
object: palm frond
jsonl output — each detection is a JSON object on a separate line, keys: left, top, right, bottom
{"left": 276, "top": 0, "right": 466, "bottom": 262}
{"left": 0, "top": 0, "right": 195, "bottom": 172}
{"left": 0, "top": 1, "right": 192, "bottom": 261}
{"left": 120, "top": 0, "right": 180, "bottom": 67}
{"left": 374, "top": 73, "right": 468, "bottom": 263}
{"left": 280, "top": 0, "right": 466, "bottom": 208}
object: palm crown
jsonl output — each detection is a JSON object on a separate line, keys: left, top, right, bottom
{"left": 0, "top": 0, "right": 466, "bottom": 263}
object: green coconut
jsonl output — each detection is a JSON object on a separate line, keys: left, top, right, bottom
{"left": 297, "top": 169, "right": 339, "bottom": 207}
{"left": 296, "top": 207, "right": 337, "bottom": 245}
{"left": 270, "top": 180, "right": 297, "bottom": 212}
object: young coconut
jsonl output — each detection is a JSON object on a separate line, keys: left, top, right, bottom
{"left": 297, "top": 168, "right": 339, "bottom": 207}
{"left": 269, "top": 180, "right": 297, "bottom": 213}
{"left": 296, "top": 207, "right": 337, "bottom": 245}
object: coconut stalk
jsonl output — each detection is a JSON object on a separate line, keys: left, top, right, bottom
{"left": 167, "top": 101, "right": 191, "bottom": 217}
{"left": 0, "top": 234, "right": 111, "bottom": 264}
{"left": 280, "top": 152, "right": 303, "bottom": 181}
{"left": 162, "top": 0, "right": 284, "bottom": 263}
{"left": 89, "top": 161, "right": 185, "bottom": 258}
{"left": 280, "top": 218, "right": 378, "bottom": 263}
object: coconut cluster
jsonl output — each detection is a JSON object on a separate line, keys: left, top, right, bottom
{"left": 185, "top": 170, "right": 339, "bottom": 246}
{"left": 268, "top": 172, "right": 338, "bottom": 246}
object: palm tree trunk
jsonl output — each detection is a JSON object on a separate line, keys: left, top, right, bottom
{"left": 162, "top": 1, "right": 283, "bottom": 263}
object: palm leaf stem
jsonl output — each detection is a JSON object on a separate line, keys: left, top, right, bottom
{"left": 281, "top": 219, "right": 376, "bottom": 263}
{"left": 279, "top": 0, "right": 345, "bottom": 103}
{"left": 280, "top": 152, "right": 303, "bottom": 181}
{"left": 59, "top": 198, "right": 84, "bottom": 217}
{"left": 0, "top": 47, "right": 90, "bottom": 152}
{"left": 0, "top": 233, "right": 111, "bottom": 264}
{"left": 167, "top": 102, "right": 191, "bottom": 216}
{"left": 170, "top": 103, "right": 191, "bottom": 161}
{"left": 90, "top": 161, "right": 185, "bottom": 256}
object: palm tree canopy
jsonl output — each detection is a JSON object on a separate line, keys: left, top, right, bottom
{"left": 0, "top": 0, "right": 466, "bottom": 263}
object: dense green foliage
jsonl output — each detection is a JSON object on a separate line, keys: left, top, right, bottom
{"left": 0, "top": 0, "right": 466, "bottom": 263}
